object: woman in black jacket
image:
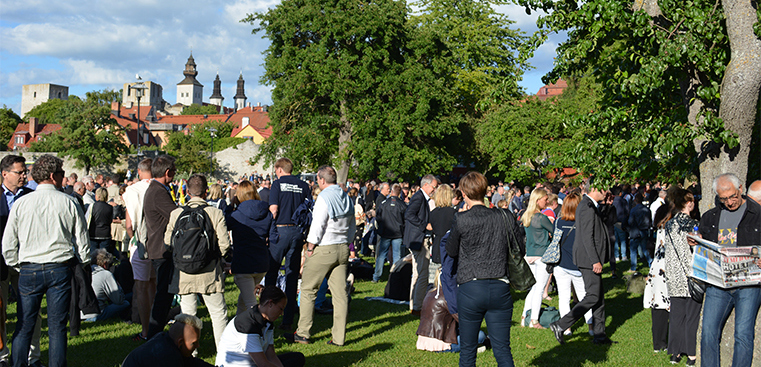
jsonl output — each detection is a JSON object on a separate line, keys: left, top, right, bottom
{"left": 429, "top": 185, "right": 456, "bottom": 264}
{"left": 90, "top": 188, "right": 118, "bottom": 258}
{"left": 446, "top": 171, "right": 518, "bottom": 367}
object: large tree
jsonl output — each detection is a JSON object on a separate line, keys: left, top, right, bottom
{"left": 30, "top": 98, "right": 129, "bottom": 174}
{"left": 516, "top": 0, "right": 760, "bottom": 208}
{"left": 0, "top": 105, "right": 22, "bottom": 151}
{"left": 244, "top": 0, "right": 466, "bottom": 182}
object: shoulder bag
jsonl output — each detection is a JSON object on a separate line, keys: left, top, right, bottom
{"left": 666, "top": 229, "right": 705, "bottom": 303}
{"left": 498, "top": 208, "right": 536, "bottom": 291}
{"left": 541, "top": 222, "right": 574, "bottom": 265}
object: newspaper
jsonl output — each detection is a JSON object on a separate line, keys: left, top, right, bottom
{"left": 688, "top": 235, "right": 761, "bottom": 288}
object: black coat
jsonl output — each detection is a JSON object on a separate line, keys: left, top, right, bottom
{"left": 376, "top": 196, "right": 406, "bottom": 239}
{"left": 403, "top": 190, "right": 430, "bottom": 251}
{"left": 572, "top": 195, "right": 610, "bottom": 269}
{"left": 0, "top": 186, "right": 33, "bottom": 280}
{"left": 699, "top": 196, "right": 761, "bottom": 246}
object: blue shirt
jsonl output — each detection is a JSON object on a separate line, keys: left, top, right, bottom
{"left": 3, "top": 185, "right": 25, "bottom": 214}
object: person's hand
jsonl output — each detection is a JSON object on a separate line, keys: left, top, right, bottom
{"left": 687, "top": 233, "right": 701, "bottom": 247}
{"left": 592, "top": 262, "right": 602, "bottom": 274}
{"left": 426, "top": 223, "right": 433, "bottom": 231}
{"left": 306, "top": 244, "right": 315, "bottom": 258}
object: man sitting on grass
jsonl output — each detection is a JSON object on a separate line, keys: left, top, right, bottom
{"left": 121, "top": 313, "right": 213, "bottom": 367}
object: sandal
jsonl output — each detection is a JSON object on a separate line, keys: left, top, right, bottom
{"left": 530, "top": 320, "right": 545, "bottom": 329}
{"left": 131, "top": 333, "right": 148, "bottom": 342}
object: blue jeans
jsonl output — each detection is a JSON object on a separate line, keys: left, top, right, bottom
{"left": 373, "top": 237, "right": 401, "bottom": 282}
{"left": 614, "top": 226, "right": 628, "bottom": 259}
{"left": 701, "top": 285, "right": 761, "bottom": 367}
{"left": 458, "top": 279, "right": 514, "bottom": 367}
{"left": 86, "top": 302, "right": 131, "bottom": 322}
{"left": 13, "top": 263, "right": 72, "bottom": 367}
{"left": 265, "top": 225, "right": 303, "bottom": 326}
{"left": 444, "top": 332, "right": 487, "bottom": 353}
{"left": 629, "top": 237, "right": 652, "bottom": 271}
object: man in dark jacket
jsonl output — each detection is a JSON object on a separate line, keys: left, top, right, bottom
{"left": 373, "top": 184, "right": 406, "bottom": 283}
{"left": 404, "top": 175, "right": 437, "bottom": 315}
{"left": 696, "top": 173, "right": 761, "bottom": 367}
{"left": 550, "top": 179, "right": 615, "bottom": 345}
{"left": 143, "top": 155, "right": 178, "bottom": 338}
{"left": 627, "top": 192, "right": 652, "bottom": 272}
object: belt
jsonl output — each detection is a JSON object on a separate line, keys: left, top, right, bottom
{"left": 276, "top": 224, "right": 296, "bottom": 227}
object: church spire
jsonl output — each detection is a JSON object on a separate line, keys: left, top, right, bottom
{"left": 234, "top": 72, "right": 247, "bottom": 110}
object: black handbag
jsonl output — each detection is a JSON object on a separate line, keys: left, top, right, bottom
{"left": 666, "top": 229, "right": 705, "bottom": 303}
{"left": 498, "top": 209, "right": 536, "bottom": 291}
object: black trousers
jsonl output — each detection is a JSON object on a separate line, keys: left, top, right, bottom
{"left": 556, "top": 267, "right": 606, "bottom": 338}
{"left": 147, "top": 257, "right": 175, "bottom": 338}
{"left": 668, "top": 296, "right": 701, "bottom": 356}
{"left": 279, "top": 352, "right": 306, "bottom": 367}
{"left": 651, "top": 308, "right": 669, "bottom": 351}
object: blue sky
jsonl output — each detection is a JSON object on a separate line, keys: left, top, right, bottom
{"left": 0, "top": 0, "right": 566, "bottom": 116}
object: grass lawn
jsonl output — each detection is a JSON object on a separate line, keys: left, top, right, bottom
{"left": 7, "top": 260, "right": 678, "bottom": 366}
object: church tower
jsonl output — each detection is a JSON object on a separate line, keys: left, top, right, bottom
{"left": 176, "top": 52, "right": 203, "bottom": 106}
{"left": 209, "top": 73, "right": 224, "bottom": 108}
{"left": 233, "top": 73, "right": 247, "bottom": 110}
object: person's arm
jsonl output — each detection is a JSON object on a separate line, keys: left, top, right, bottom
{"left": 269, "top": 181, "right": 280, "bottom": 219}
{"left": 163, "top": 209, "right": 179, "bottom": 249}
{"left": 105, "top": 273, "right": 125, "bottom": 305}
{"left": 445, "top": 216, "right": 460, "bottom": 259}
{"left": 306, "top": 196, "right": 328, "bottom": 247}
{"left": 211, "top": 208, "right": 231, "bottom": 257}
{"left": 1, "top": 204, "right": 20, "bottom": 268}
{"left": 73, "top": 200, "right": 91, "bottom": 264}
{"left": 540, "top": 214, "right": 554, "bottom": 234}
{"left": 404, "top": 193, "right": 425, "bottom": 228}
{"left": 578, "top": 206, "right": 602, "bottom": 268}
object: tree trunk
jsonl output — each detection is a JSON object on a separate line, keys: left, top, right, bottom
{"left": 716, "top": 0, "right": 761, "bottom": 190}
{"left": 336, "top": 99, "right": 352, "bottom": 184}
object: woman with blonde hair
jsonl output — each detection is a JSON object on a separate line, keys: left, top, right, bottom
{"left": 430, "top": 184, "right": 456, "bottom": 264}
{"left": 226, "top": 180, "right": 272, "bottom": 315}
{"left": 520, "top": 188, "right": 554, "bottom": 329}
{"left": 207, "top": 183, "right": 227, "bottom": 211}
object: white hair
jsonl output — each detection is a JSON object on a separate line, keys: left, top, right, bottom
{"left": 174, "top": 313, "right": 203, "bottom": 330}
{"left": 420, "top": 175, "right": 436, "bottom": 186}
{"left": 82, "top": 175, "right": 94, "bottom": 185}
{"left": 713, "top": 173, "right": 741, "bottom": 193}
{"left": 748, "top": 180, "right": 761, "bottom": 201}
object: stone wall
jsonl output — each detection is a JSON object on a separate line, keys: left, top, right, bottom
{"left": 0, "top": 142, "right": 272, "bottom": 183}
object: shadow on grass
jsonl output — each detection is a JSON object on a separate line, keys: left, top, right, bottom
{"left": 305, "top": 342, "right": 394, "bottom": 367}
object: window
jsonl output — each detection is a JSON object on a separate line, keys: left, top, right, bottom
{"left": 33, "top": 92, "right": 37, "bottom": 98}
{"left": 15, "top": 135, "right": 24, "bottom": 145}
{"left": 58, "top": 92, "right": 62, "bottom": 98}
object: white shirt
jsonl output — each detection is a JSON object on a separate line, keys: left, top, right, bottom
{"left": 123, "top": 179, "right": 151, "bottom": 245}
{"left": 215, "top": 317, "right": 274, "bottom": 367}
{"left": 650, "top": 197, "right": 665, "bottom": 223}
{"left": 306, "top": 190, "right": 356, "bottom": 246}
{"left": 2, "top": 184, "right": 90, "bottom": 266}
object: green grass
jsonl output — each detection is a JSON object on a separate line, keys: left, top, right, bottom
{"left": 9, "top": 260, "right": 677, "bottom": 366}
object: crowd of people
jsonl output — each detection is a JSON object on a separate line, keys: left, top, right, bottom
{"left": 0, "top": 151, "right": 758, "bottom": 367}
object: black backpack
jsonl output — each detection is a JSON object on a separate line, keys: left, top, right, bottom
{"left": 171, "top": 205, "right": 219, "bottom": 274}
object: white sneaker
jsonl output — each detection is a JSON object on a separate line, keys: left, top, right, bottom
{"left": 477, "top": 346, "right": 487, "bottom": 353}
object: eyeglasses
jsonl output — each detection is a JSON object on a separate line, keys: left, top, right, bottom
{"left": 718, "top": 192, "right": 739, "bottom": 203}
{"left": 7, "top": 170, "right": 28, "bottom": 175}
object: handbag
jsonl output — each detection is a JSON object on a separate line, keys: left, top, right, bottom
{"left": 541, "top": 222, "right": 575, "bottom": 264}
{"left": 666, "top": 229, "right": 705, "bottom": 303}
{"left": 523, "top": 306, "right": 561, "bottom": 328}
{"left": 498, "top": 209, "right": 536, "bottom": 291}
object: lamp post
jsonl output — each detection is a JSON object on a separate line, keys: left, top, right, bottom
{"left": 129, "top": 76, "right": 148, "bottom": 171}
{"left": 208, "top": 127, "right": 217, "bottom": 176}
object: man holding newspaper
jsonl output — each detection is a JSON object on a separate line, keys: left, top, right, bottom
{"left": 689, "top": 173, "right": 761, "bottom": 367}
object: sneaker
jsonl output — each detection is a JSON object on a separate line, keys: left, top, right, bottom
{"left": 131, "top": 333, "right": 148, "bottom": 342}
{"left": 685, "top": 357, "right": 696, "bottom": 366}
{"left": 477, "top": 346, "right": 487, "bottom": 353}
{"left": 284, "top": 332, "right": 310, "bottom": 344}
{"left": 670, "top": 355, "right": 682, "bottom": 364}
{"left": 327, "top": 340, "right": 343, "bottom": 346}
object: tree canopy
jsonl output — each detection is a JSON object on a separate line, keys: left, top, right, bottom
{"left": 514, "top": 0, "right": 760, "bottom": 206}
{"left": 244, "top": 0, "right": 529, "bottom": 182}
{"left": 29, "top": 97, "right": 129, "bottom": 174}
{"left": 164, "top": 120, "right": 245, "bottom": 175}
{"left": 181, "top": 103, "right": 220, "bottom": 116}
{"left": 0, "top": 106, "right": 22, "bottom": 151}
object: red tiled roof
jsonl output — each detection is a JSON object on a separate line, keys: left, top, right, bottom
{"left": 535, "top": 79, "right": 568, "bottom": 101}
{"left": 8, "top": 122, "right": 62, "bottom": 150}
